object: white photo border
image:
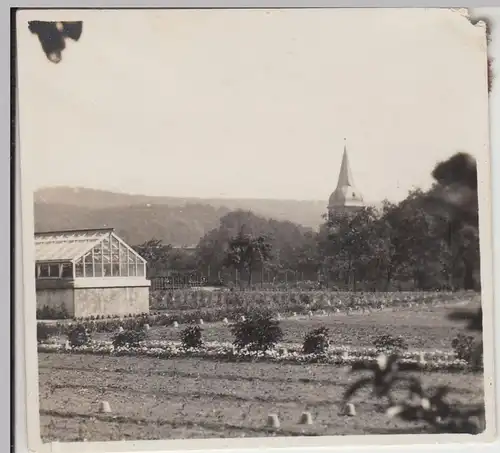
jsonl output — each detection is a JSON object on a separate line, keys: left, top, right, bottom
{"left": 8, "top": 2, "right": 500, "bottom": 453}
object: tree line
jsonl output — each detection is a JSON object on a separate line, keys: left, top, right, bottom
{"left": 134, "top": 152, "right": 480, "bottom": 292}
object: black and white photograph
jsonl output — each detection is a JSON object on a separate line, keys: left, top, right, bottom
{"left": 15, "top": 7, "right": 495, "bottom": 449}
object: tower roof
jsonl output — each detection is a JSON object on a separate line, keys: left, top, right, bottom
{"left": 328, "top": 140, "right": 364, "bottom": 209}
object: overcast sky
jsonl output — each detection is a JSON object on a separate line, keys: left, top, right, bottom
{"left": 17, "top": 8, "right": 489, "bottom": 203}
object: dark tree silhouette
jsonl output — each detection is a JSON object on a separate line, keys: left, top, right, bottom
{"left": 28, "top": 21, "right": 83, "bottom": 63}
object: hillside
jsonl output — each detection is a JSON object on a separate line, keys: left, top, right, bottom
{"left": 34, "top": 186, "right": 327, "bottom": 246}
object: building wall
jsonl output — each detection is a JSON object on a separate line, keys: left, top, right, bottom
{"left": 74, "top": 286, "right": 150, "bottom": 318}
{"left": 36, "top": 288, "right": 75, "bottom": 316}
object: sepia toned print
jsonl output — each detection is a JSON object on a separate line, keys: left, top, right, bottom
{"left": 16, "top": 7, "right": 494, "bottom": 448}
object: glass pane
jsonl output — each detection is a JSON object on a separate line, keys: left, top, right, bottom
{"left": 112, "top": 263, "right": 120, "bottom": 276}
{"left": 137, "top": 263, "right": 145, "bottom": 277}
{"left": 39, "top": 264, "right": 49, "bottom": 277}
{"left": 127, "top": 250, "right": 135, "bottom": 264}
{"left": 118, "top": 244, "right": 128, "bottom": 264}
{"left": 101, "top": 237, "right": 111, "bottom": 258}
{"left": 111, "top": 240, "right": 120, "bottom": 265}
{"left": 120, "top": 263, "right": 128, "bottom": 276}
{"left": 85, "top": 263, "right": 94, "bottom": 277}
{"left": 103, "top": 263, "right": 111, "bottom": 276}
{"left": 128, "top": 264, "right": 137, "bottom": 276}
{"left": 75, "top": 261, "right": 84, "bottom": 277}
{"left": 95, "top": 262, "right": 103, "bottom": 277}
{"left": 93, "top": 249, "right": 103, "bottom": 264}
{"left": 49, "top": 264, "right": 60, "bottom": 277}
{"left": 61, "top": 263, "right": 73, "bottom": 278}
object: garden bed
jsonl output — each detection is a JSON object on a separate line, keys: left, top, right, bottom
{"left": 38, "top": 339, "right": 474, "bottom": 372}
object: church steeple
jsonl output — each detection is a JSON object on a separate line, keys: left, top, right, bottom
{"left": 336, "top": 139, "right": 356, "bottom": 189}
{"left": 327, "top": 139, "right": 364, "bottom": 219}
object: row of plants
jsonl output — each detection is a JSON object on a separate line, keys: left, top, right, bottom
{"left": 38, "top": 309, "right": 482, "bottom": 371}
{"left": 38, "top": 339, "right": 473, "bottom": 372}
{"left": 149, "top": 289, "right": 477, "bottom": 311}
{"left": 37, "top": 289, "right": 478, "bottom": 326}
{"left": 32, "top": 300, "right": 436, "bottom": 338}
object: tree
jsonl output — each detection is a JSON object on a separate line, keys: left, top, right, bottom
{"left": 224, "top": 230, "right": 273, "bottom": 288}
{"left": 344, "top": 152, "right": 484, "bottom": 434}
{"left": 196, "top": 210, "right": 312, "bottom": 284}
{"left": 425, "top": 153, "right": 480, "bottom": 289}
{"left": 133, "top": 238, "right": 172, "bottom": 278}
{"left": 322, "top": 207, "right": 388, "bottom": 291}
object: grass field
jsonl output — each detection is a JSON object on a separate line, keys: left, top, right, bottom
{"left": 88, "top": 301, "right": 473, "bottom": 350}
{"left": 38, "top": 298, "right": 484, "bottom": 441}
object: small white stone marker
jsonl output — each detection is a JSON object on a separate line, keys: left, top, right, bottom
{"left": 335, "top": 308, "right": 340, "bottom": 313}
{"left": 293, "top": 312, "right": 297, "bottom": 317}
{"left": 118, "top": 326, "right": 124, "bottom": 333}
{"left": 143, "top": 324, "right": 150, "bottom": 331}
{"left": 299, "top": 411, "right": 313, "bottom": 425}
{"left": 342, "top": 351, "right": 349, "bottom": 360}
{"left": 99, "top": 401, "right": 112, "bottom": 413}
{"left": 198, "top": 319, "right": 204, "bottom": 325}
{"left": 342, "top": 403, "right": 356, "bottom": 416}
{"left": 418, "top": 352, "right": 426, "bottom": 365}
{"left": 222, "top": 318, "right": 229, "bottom": 324}
{"left": 64, "top": 340, "right": 71, "bottom": 350}
{"left": 276, "top": 313, "right": 281, "bottom": 320}
{"left": 173, "top": 321, "right": 179, "bottom": 328}
{"left": 267, "top": 413, "right": 280, "bottom": 428}
{"left": 308, "top": 310, "right": 313, "bottom": 317}
{"left": 240, "top": 315, "right": 246, "bottom": 322}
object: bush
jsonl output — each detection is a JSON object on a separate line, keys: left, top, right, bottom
{"left": 36, "top": 304, "right": 70, "bottom": 320}
{"left": 37, "top": 323, "right": 52, "bottom": 343}
{"left": 230, "top": 309, "right": 283, "bottom": 351}
{"left": 303, "top": 327, "right": 330, "bottom": 354}
{"left": 373, "top": 334, "right": 408, "bottom": 353}
{"left": 112, "top": 329, "right": 146, "bottom": 348}
{"left": 451, "top": 333, "right": 482, "bottom": 369}
{"left": 180, "top": 325, "right": 203, "bottom": 349}
{"left": 67, "top": 324, "right": 91, "bottom": 347}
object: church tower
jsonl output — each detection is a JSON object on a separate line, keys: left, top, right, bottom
{"left": 327, "top": 139, "right": 365, "bottom": 220}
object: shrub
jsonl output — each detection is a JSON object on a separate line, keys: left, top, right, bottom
{"left": 180, "top": 325, "right": 203, "bottom": 349}
{"left": 303, "top": 327, "right": 330, "bottom": 354}
{"left": 37, "top": 323, "right": 52, "bottom": 343}
{"left": 67, "top": 324, "right": 91, "bottom": 347}
{"left": 112, "top": 329, "right": 146, "bottom": 348}
{"left": 451, "top": 333, "right": 482, "bottom": 368}
{"left": 373, "top": 334, "right": 408, "bottom": 353}
{"left": 36, "top": 304, "right": 70, "bottom": 320}
{"left": 230, "top": 308, "right": 283, "bottom": 351}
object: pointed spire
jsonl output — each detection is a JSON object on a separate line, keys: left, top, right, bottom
{"left": 336, "top": 138, "right": 355, "bottom": 189}
{"left": 327, "top": 138, "right": 364, "bottom": 217}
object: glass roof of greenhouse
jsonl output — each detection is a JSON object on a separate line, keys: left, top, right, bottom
{"left": 35, "top": 228, "right": 114, "bottom": 262}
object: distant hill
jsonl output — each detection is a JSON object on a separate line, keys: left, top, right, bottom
{"left": 34, "top": 186, "right": 330, "bottom": 246}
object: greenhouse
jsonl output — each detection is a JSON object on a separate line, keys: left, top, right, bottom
{"left": 35, "top": 228, "right": 150, "bottom": 318}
